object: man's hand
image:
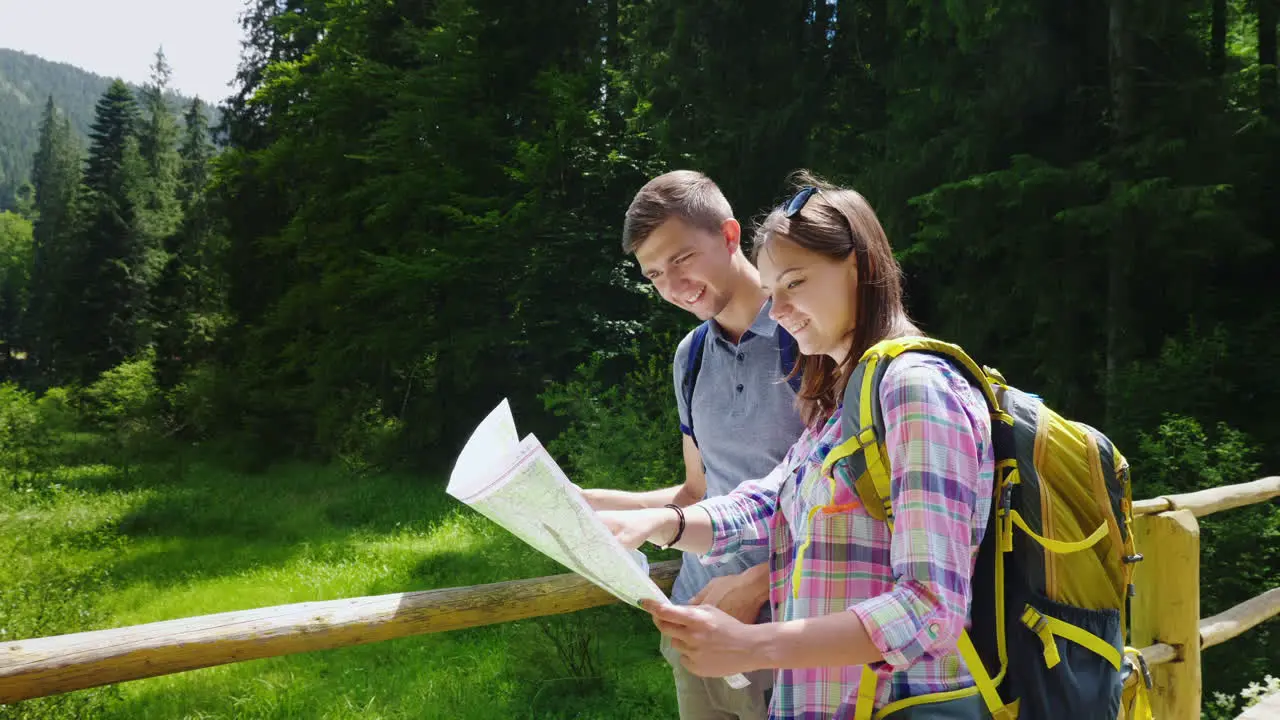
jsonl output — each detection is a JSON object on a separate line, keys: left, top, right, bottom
{"left": 570, "top": 483, "right": 604, "bottom": 509}
{"left": 641, "top": 600, "right": 771, "bottom": 678}
{"left": 689, "top": 564, "right": 770, "bottom": 624}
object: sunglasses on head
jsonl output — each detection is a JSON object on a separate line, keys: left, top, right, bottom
{"left": 783, "top": 186, "right": 820, "bottom": 218}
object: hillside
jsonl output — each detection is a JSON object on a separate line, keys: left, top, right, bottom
{"left": 0, "top": 47, "right": 220, "bottom": 210}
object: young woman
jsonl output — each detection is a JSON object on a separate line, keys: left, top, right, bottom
{"left": 599, "top": 173, "right": 996, "bottom": 719}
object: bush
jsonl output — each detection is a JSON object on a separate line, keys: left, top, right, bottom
{"left": 164, "top": 361, "right": 226, "bottom": 440}
{"left": 1131, "top": 413, "right": 1279, "bottom": 699}
{"left": 78, "top": 351, "right": 164, "bottom": 476}
{"left": 334, "top": 400, "right": 404, "bottom": 477}
{"left": 81, "top": 350, "right": 160, "bottom": 432}
{"left": 0, "top": 382, "right": 41, "bottom": 482}
{"left": 1203, "top": 674, "right": 1280, "bottom": 720}
{"left": 540, "top": 334, "right": 683, "bottom": 494}
{"left": 35, "top": 386, "right": 79, "bottom": 434}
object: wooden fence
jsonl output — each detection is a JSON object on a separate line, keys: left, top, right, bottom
{"left": 2, "top": 476, "right": 1278, "bottom": 717}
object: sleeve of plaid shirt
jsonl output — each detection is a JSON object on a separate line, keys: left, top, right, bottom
{"left": 695, "top": 444, "right": 797, "bottom": 565}
{"left": 849, "top": 356, "right": 991, "bottom": 671}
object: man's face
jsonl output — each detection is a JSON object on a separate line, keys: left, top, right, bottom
{"left": 634, "top": 217, "right": 738, "bottom": 320}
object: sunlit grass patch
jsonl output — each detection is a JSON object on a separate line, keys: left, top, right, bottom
{"left": 1, "top": 450, "right": 675, "bottom": 719}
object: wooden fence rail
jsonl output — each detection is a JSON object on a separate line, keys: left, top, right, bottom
{"left": 1127, "top": 476, "right": 1280, "bottom": 720}
{"left": 1132, "top": 476, "right": 1279, "bottom": 517}
{"left": 1130, "top": 588, "right": 1280, "bottom": 670}
{"left": 2, "top": 477, "right": 1278, "bottom": 709}
{"left": 0, "top": 561, "right": 682, "bottom": 703}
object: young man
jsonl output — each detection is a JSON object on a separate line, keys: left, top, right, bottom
{"left": 579, "top": 170, "right": 806, "bottom": 720}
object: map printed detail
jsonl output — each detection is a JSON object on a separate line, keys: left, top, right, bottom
{"left": 446, "top": 400, "right": 749, "bottom": 690}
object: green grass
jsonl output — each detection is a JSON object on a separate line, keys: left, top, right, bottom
{"left": 0, "top": 448, "right": 677, "bottom": 719}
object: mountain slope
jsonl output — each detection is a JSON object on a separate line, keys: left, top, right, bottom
{"left": 0, "top": 47, "right": 220, "bottom": 210}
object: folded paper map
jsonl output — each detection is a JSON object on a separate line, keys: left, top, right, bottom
{"left": 446, "top": 399, "right": 749, "bottom": 690}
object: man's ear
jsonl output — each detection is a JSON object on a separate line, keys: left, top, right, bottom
{"left": 721, "top": 218, "right": 742, "bottom": 254}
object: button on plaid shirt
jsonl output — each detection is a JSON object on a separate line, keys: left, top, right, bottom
{"left": 698, "top": 354, "right": 995, "bottom": 720}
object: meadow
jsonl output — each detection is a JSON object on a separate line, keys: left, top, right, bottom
{"left": 1, "top": 440, "right": 678, "bottom": 719}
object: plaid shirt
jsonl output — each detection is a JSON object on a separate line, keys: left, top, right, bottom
{"left": 699, "top": 354, "right": 995, "bottom": 720}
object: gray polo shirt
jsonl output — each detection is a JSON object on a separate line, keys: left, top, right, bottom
{"left": 669, "top": 299, "right": 807, "bottom": 611}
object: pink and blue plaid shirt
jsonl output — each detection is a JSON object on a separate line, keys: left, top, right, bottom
{"left": 698, "top": 353, "right": 995, "bottom": 720}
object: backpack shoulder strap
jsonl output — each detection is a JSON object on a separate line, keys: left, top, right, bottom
{"left": 874, "top": 336, "right": 1004, "bottom": 415}
{"left": 679, "top": 321, "right": 712, "bottom": 445}
{"left": 835, "top": 336, "right": 1018, "bottom": 720}
{"left": 776, "top": 326, "right": 802, "bottom": 392}
{"left": 822, "top": 336, "right": 1011, "bottom": 519}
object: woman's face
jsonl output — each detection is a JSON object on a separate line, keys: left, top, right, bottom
{"left": 758, "top": 234, "right": 858, "bottom": 364}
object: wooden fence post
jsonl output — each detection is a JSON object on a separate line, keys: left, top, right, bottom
{"left": 1131, "top": 509, "right": 1201, "bottom": 720}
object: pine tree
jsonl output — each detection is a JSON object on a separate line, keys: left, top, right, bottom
{"left": 0, "top": 211, "right": 33, "bottom": 379}
{"left": 153, "top": 98, "right": 218, "bottom": 392}
{"left": 24, "top": 97, "right": 82, "bottom": 383}
{"left": 1261, "top": 0, "right": 1278, "bottom": 118}
{"left": 72, "top": 79, "right": 146, "bottom": 381}
{"left": 136, "top": 48, "right": 183, "bottom": 254}
{"left": 177, "top": 98, "right": 212, "bottom": 207}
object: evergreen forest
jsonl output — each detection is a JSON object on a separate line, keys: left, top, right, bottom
{"left": 0, "top": 1, "right": 1276, "bottom": 717}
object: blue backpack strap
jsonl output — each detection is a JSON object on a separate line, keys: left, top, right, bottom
{"left": 680, "top": 321, "right": 712, "bottom": 445}
{"left": 777, "top": 327, "right": 802, "bottom": 392}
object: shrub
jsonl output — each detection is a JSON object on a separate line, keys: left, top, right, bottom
{"left": 0, "top": 383, "right": 41, "bottom": 483}
{"left": 1131, "top": 414, "right": 1279, "bottom": 699}
{"left": 540, "top": 335, "right": 683, "bottom": 494}
{"left": 79, "top": 351, "right": 163, "bottom": 475}
{"left": 334, "top": 400, "right": 404, "bottom": 477}
{"left": 1203, "top": 674, "right": 1280, "bottom": 720}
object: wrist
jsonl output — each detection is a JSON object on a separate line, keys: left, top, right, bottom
{"left": 746, "top": 621, "right": 781, "bottom": 671}
{"left": 649, "top": 506, "right": 682, "bottom": 547}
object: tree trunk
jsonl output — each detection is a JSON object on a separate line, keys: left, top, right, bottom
{"left": 1106, "top": 0, "right": 1135, "bottom": 429}
{"left": 606, "top": 0, "right": 618, "bottom": 68}
{"left": 603, "top": 0, "right": 621, "bottom": 129}
{"left": 1211, "top": 0, "right": 1226, "bottom": 77}
{"left": 1260, "top": 0, "right": 1278, "bottom": 118}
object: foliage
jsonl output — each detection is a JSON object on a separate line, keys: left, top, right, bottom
{"left": 332, "top": 399, "right": 405, "bottom": 478}
{"left": 541, "top": 332, "right": 685, "bottom": 495}
{"left": 1203, "top": 674, "right": 1280, "bottom": 720}
{"left": 1132, "top": 414, "right": 1279, "bottom": 694}
{"left": 2, "top": 0, "right": 1278, "bottom": 710}
{"left": 0, "top": 211, "right": 32, "bottom": 375}
{"left": 0, "top": 382, "right": 41, "bottom": 479}
{"left": 80, "top": 350, "right": 159, "bottom": 430}
{"left": 0, "top": 47, "right": 217, "bottom": 213}
{"left": 24, "top": 98, "right": 80, "bottom": 384}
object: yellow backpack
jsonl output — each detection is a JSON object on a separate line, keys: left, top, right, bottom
{"left": 821, "top": 337, "right": 1155, "bottom": 720}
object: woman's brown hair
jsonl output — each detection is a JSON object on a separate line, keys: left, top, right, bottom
{"left": 751, "top": 171, "right": 921, "bottom": 427}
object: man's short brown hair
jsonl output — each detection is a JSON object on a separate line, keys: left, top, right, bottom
{"left": 621, "top": 170, "right": 733, "bottom": 253}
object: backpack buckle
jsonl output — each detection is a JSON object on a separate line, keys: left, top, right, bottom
{"left": 1029, "top": 614, "right": 1048, "bottom": 634}
{"left": 1125, "top": 651, "right": 1153, "bottom": 689}
{"left": 1123, "top": 553, "right": 1144, "bottom": 564}
{"left": 1020, "top": 606, "right": 1048, "bottom": 633}
{"left": 983, "top": 365, "right": 1007, "bottom": 384}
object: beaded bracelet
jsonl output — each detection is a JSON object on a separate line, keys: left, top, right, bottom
{"left": 662, "top": 503, "right": 686, "bottom": 549}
